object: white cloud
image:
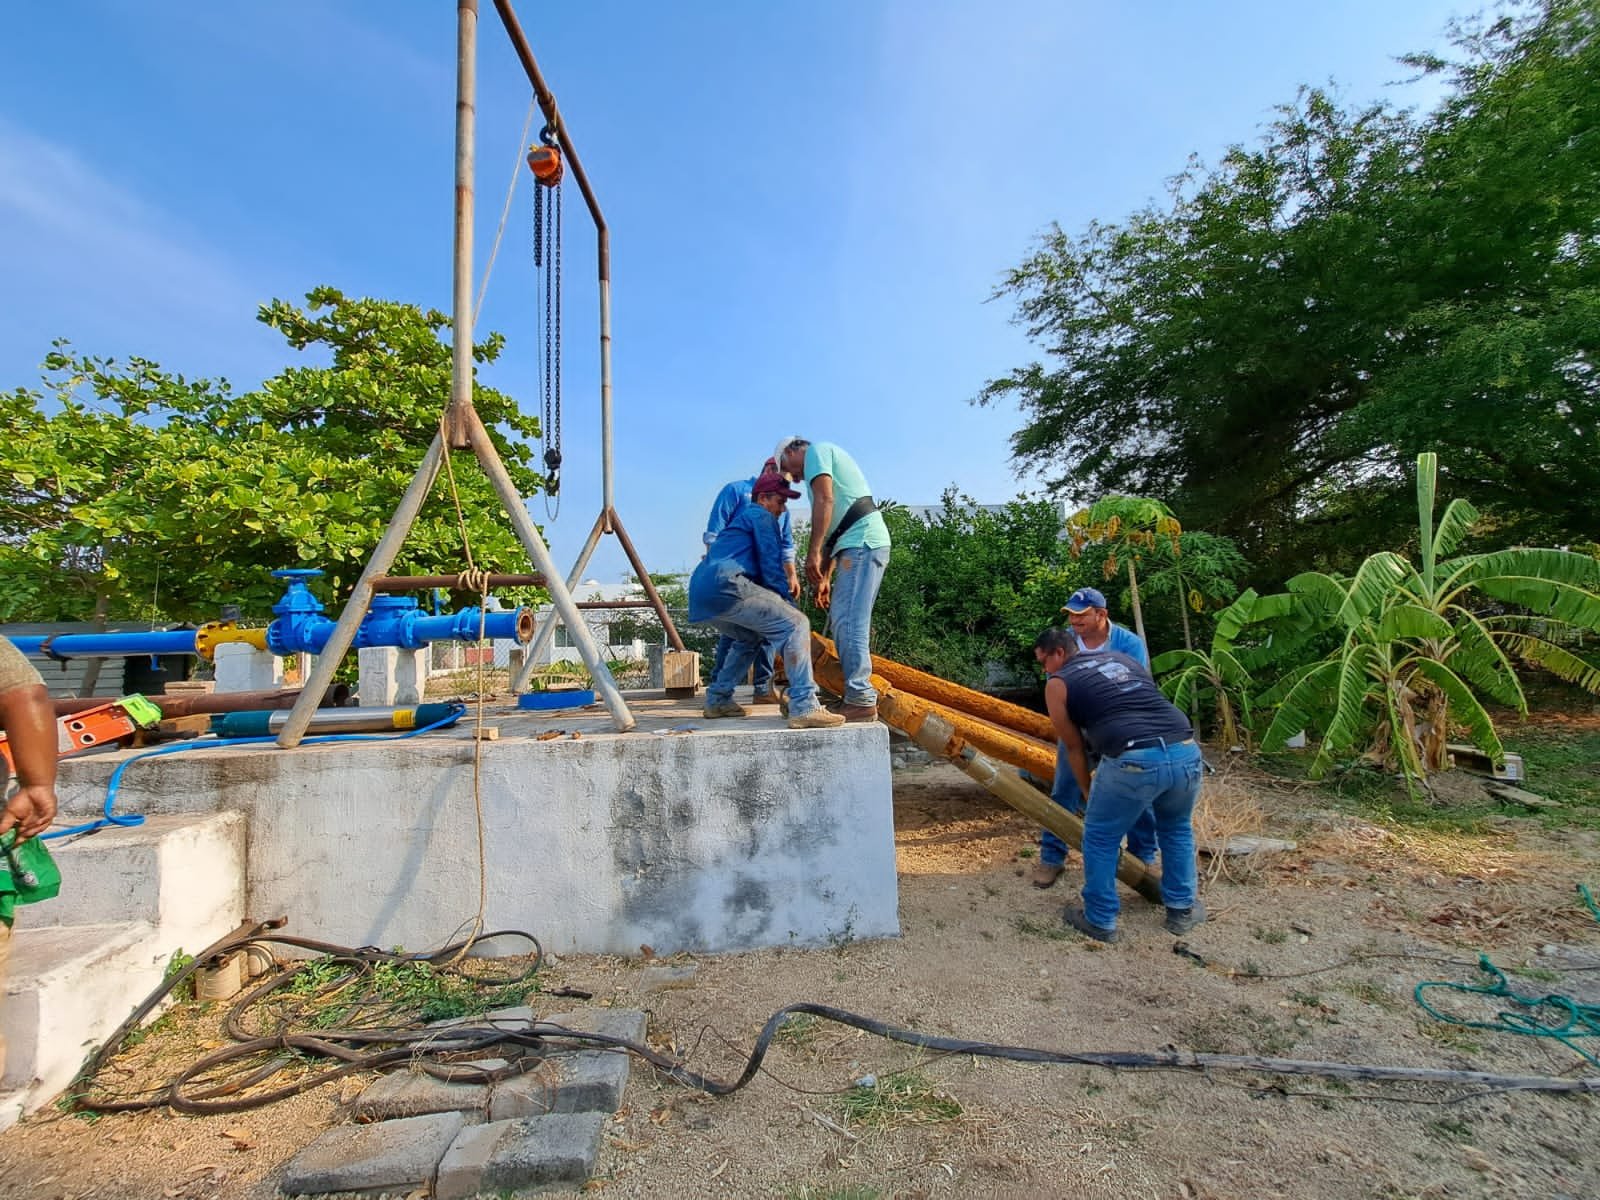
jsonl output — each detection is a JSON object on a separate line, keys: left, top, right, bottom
{"left": 0, "top": 116, "right": 278, "bottom": 381}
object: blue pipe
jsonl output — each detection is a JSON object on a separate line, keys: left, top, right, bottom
{"left": 6, "top": 629, "right": 199, "bottom": 661}
{"left": 9, "top": 569, "right": 532, "bottom": 661}
{"left": 265, "top": 573, "right": 530, "bottom": 655}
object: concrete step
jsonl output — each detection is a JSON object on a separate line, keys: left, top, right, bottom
{"left": 0, "top": 922, "right": 162, "bottom": 1124}
{"left": 28, "top": 811, "right": 245, "bottom": 936}
{"left": 0, "top": 811, "right": 248, "bottom": 1130}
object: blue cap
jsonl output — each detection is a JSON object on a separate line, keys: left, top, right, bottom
{"left": 1062, "top": 587, "right": 1108, "bottom": 613}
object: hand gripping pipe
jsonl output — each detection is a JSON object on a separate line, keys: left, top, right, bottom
{"left": 262, "top": 570, "right": 533, "bottom": 656}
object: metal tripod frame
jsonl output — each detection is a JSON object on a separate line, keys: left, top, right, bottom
{"left": 276, "top": 0, "right": 645, "bottom": 746}
{"left": 487, "top": 0, "right": 688, "bottom": 695}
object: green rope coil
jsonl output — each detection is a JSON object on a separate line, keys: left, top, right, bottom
{"left": 1415, "top": 954, "right": 1600, "bottom": 1068}
{"left": 1414, "top": 885, "right": 1600, "bottom": 1069}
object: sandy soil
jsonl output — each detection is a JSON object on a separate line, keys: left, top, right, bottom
{"left": 1, "top": 757, "right": 1596, "bottom": 1200}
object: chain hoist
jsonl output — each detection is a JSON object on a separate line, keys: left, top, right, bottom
{"left": 528, "top": 124, "right": 564, "bottom": 516}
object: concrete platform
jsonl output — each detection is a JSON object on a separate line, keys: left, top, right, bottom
{"left": 52, "top": 691, "right": 899, "bottom": 956}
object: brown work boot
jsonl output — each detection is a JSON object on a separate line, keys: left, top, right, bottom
{"left": 1030, "top": 862, "right": 1065, "bottom": 889}
{"left": 703, "top": 701, "right": 748, "bottom": 719}
{"left": 788, "top": 708, "right": 846, "bottom": 730}
{"left": 827, "top": 702, "right": 879, "bottom": 722}
{"left": 749, "top": 691, "right": 782, "bottom": 706}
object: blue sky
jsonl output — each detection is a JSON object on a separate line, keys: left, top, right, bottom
{"left": 1, "top": 1, "right": 1466, "bottom": 590}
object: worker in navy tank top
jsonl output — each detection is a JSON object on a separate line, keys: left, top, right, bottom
{"left": 1033, "top": 626, "right": 1206, "bottom": 943}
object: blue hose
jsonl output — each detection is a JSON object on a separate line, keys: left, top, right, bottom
{"left": 42, "top": 703, "right": 467, "bottom": 842}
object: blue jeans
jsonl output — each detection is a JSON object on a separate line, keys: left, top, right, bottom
{"left": 706, "top": 576, "right": 820, "bottom": 715}
{"left": 1080, "top": 740, "right": 1202, "bottom": 930}
{"left": 711, "top": 634, "right": 777, "bottom": 695}
{"left": 827, "top": 546, "right": 889, "bottom": 706}
{"left": 1041, "top": 744, "right": 1158, "bottom": 867}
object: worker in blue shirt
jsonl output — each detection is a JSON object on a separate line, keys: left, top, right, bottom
{"left": 701, "top": 458, "right": 798, "bottom": 705}
{"left": 1030, "top": 587, "right": 1159, "bottom": 889}
{"left": 689, "top": 474, "right": 844, "bottom": 730}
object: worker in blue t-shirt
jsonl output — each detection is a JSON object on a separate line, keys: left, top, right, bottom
{"left": 1030, "top": 587, "right": 1159, "bottom": 889}
{"left": 772, "top": 436, "right": 891, "bottom": 723}
{"left": 701, "top": 458, "right": 798, "bottom": 706}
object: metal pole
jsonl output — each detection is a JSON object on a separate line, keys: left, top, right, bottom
{"left": 370, "top": 573, "right": 546, "bottom": 592}
{"left": 490, "top": 0, "right": 614, "bottom": 519}
{"left": 512, "top": 510, "right": 605, "bottom": 692}
{"left": 464, "top": 407, "right": 634, "bottom": 731}
{"left": 276, "top": 435, "right": 446, "bottom": 748}
{"left": 607, "top": 508, "right": 685, "bottom": 651}
{"left": 445, "top": 0, "right": 478, "bottom": 449}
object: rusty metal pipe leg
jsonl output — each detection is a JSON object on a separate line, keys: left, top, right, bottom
{"left": 512, "top": 509, "right": 605, "bottom": 693}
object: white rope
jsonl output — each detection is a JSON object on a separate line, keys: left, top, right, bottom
{"left": 472, "top": 97, "right": 538, "bottom": 329}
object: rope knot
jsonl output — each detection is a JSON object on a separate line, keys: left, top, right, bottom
{"left": 456, "top": 568, "right": 493, "bottom": 596}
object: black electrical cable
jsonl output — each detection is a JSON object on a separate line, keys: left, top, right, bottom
{"left": 71, "top": 925, "right": 1600, "bottom": 1118}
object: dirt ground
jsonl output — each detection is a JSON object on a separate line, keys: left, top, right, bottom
{"left": 1, "top": 753, "right": 1597, "bottom": 1200}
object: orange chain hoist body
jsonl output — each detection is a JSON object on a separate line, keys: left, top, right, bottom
{"left": 527, "top": 144, "right": 563, "bottom": 187}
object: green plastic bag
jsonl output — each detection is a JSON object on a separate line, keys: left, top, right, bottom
{"left": 0, "top": 828, "right": 62, "bottom": 925}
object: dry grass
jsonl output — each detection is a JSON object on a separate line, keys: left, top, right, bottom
{"left": 1193, "top": 767, "right": 1269, "bottom": 883}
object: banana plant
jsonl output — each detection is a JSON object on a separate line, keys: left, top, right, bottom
{"left": 1151, "top": 589, "right": 1264, "bottom": 748}
{"left": 1244, "top": 453, "right": 1600, "bottom": 789}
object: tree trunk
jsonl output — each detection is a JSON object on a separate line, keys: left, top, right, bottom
{"left": 1126, "top": 559, "right": 1148, "bottom": 648}
{"left": 77, "top": 589, "right": 112, "bottom": 697}
{"left": 1176, "top": 581, "right": 1194, "bottom": 652}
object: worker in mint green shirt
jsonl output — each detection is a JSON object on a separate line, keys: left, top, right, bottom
{"left": 773, "top": 437, "right": 890, "bottom": 719}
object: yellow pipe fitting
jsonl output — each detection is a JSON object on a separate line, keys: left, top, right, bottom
{"left": 193, "top": 622, "right": 272, "bottom": 662}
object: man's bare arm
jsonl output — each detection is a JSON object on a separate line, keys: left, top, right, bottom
{"left": 806, "top": 473, "right": 835, "bottom": 587}
{"left": 0, "top": 683, "right": 59, "bottom": 841}
{"left": 1043, "top": 678, "right": 1092, "bottom": 797}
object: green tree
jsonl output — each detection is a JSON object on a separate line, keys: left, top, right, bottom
{"left": 981, "top": 0, "right": 1600, "bottom": 581}
{"left": 1249, "top": 453, "right": 1600, "bottom": 789}
{"left": 0, "top": 287, "right": 545, "bottom": 622}
{"left": 1137, "top": 530, "right": 1251, "bottom": 652}
{"left": 1150, "top": 589, "right": 1265, "bottom": 749}
{"left": 816, "top": 492, "right": 1084, "bottom": 687}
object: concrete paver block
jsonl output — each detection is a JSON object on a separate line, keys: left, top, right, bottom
{"left": 639, "top": 963, "right": 698, "bottom": 992}
{"left": 436, "top": 1113, "right": 606, "bottom": 1200}
{"left": 490, "top": 1008, "right": 646, "bottom": 1120}
{"left": 279, "top": 1111, "right": 469, "bottom": 1195}
{"left": 353, "top": 1060, "right": 504, "bottom": 1120}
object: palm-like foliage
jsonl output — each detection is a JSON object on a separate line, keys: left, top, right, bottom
{"left": 1151, "top": 589, "right": 1265, "bottom": 748}
{"left": 1065, "top": 495, "right": 1182, "bottom": 645}
{"left": 1245, "top": 453, "right": 1600, "bottom": 787}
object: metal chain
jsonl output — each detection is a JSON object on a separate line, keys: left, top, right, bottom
{"left": 540, "top": 182, "right": 563, "bottom": 519}
{"left": 552, "top": 183, "right": 562, "bottom": 471}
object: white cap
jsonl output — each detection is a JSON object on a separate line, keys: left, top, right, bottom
{"left": 772, "top": 435, "right": 806, "bottom": 480}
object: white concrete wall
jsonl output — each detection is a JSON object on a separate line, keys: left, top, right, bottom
{"left": 53, "top": 726, "right": 898, "bottom": 956}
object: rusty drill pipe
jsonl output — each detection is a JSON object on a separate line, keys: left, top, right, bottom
{"left": 812, "top": 637, "right": 1055, "bottom": 777}
{"left": 53, "top": 685, "right": 351, "bottom": 720}
{"left": 369, "top": 574, "right": 547, "bottom": 592}
{"left": 867, "top": 653, "right": 1055, "bottom": 743}
{"left": 810, "top": 634, "right": 1162, "bottom": 904}
{"left": 910, "top": 712, "right": 1164, "bottom": 905}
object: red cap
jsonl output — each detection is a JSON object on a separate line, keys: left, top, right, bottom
{"left": 752, "top": 473, "right": 801, "bottom": 500}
